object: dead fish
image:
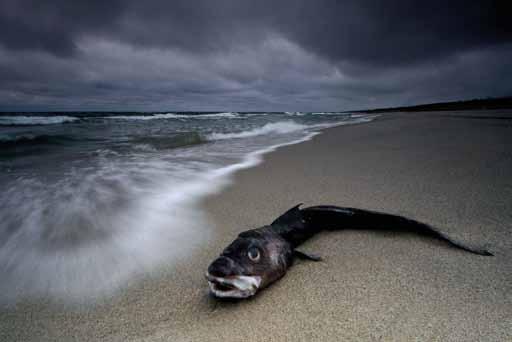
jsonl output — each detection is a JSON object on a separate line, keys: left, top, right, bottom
{"left": 206, "top": 204, "right": 492, "bottom": 299}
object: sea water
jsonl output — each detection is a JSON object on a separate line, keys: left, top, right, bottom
{"left": 0, "top": 111, "right": 375, "bottom": 304}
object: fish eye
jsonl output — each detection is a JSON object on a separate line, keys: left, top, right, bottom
{"left": 247, "top": 247, "right": 260, "bottom": 262}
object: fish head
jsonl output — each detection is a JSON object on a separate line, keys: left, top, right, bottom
{"left": 206, "top": 228, "right": 292, "bottom": 299}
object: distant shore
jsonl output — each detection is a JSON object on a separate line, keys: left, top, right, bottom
{"left": 1, "top": 110, "right": 511, "bottom": 341}
{"left": 351, "top": 96, "right": 512, "bottom": 113}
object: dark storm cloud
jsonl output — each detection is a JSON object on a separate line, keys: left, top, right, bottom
{"left": 0, "top": 0, "right": 125, "bottom": 56}
{"left": 3, "top": 0, "right": 509, "bottom": 65}
{"left": 0, "top": 0, "right": 510, "bottom": 111}
{"left": 272, "top": 0, "right": 512, "bottom": 67}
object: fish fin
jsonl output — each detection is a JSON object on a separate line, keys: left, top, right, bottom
{"left": 271, "top": 203, "right": 303, "bottom": 226}
{"left": 294, "top": 249, "right": 323, "bottom": 262}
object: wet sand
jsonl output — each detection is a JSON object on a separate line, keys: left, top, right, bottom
{"left": 1, "top": 111, "right": 511, "bottom": 341}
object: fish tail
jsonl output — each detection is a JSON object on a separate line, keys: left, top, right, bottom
{"left": 302, "top": 205, "right": 493, "bottom": 256}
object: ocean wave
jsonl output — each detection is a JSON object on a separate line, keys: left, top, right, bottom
{"left": 0, "top": 134, "right": 77, "bottom": 159}
{"left": 0, "top": 115, "right": 79, "bottom": 126}
{"left": 182, "top": 112, "right": 240, "bottom": 119}
{"left": 311, "top": 112, "right": 348, "bottom": 116}
{"left": 0, "top": 127, "right": 317, "bottom": 304}
{"left": 206, "top": 121, "right": 309, "bottom": 140}
{"left": 102, "top": 113, "right": 180, "bottom": 120}
{"left": 243, "top": 113, "right": 270, "bottom": 117}
{"left": 0, "top": 133, "right": 74, "bottom": 146}
{"left": 130, "top": 132, "right": 205, "bottom": 151}
{"left": 103, "top": 112, "right": 241, "bottom": 120}
{"left": 0, "top": 113, "right": 379, "bottom": 305}
{"left": 206, "top": 115, "right": 376, "bottom": 141}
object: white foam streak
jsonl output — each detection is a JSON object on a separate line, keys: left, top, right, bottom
{"left": 285, "top": 112, "right": 306, "bottom": 116}
{"left": 103, "top": 112, "right": 240, "bottom": 120}
{"left": 0, "top": 115, "right": 78, "bottom": 125}
{"left": 0, "top": 168, "right": 213, "bottom": 305}
{"left": 207, "top": 121, "right": 309, "bottom": 140}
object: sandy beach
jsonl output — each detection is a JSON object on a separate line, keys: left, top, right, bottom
{"left": 1, "top": 111, "right": 511, "bottom": 341}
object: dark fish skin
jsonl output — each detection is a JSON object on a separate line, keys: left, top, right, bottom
{"left": 206, "top": 204, "right": 493, "bottom": 299}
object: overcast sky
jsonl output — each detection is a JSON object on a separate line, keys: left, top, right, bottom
{"left": 0, "top": 0, "right": 510, "bottom": 112}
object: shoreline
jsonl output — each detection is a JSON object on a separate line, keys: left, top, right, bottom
{"left": 1, "top": 111, "right": 511, "bottom": 341}
{"left": 0, "top": 113, "right": 370, "bottom": 307}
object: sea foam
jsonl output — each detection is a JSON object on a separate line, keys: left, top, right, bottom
{"left": 103, "top": 112, "right": 241, "bottom": 120}
{"left": 206, "top": 121, "right": 309, "bottom": 140}
{"left": 0, "top": 115, "right": 78, "bottom": 125}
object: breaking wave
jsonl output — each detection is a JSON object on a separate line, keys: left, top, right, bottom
{"left": 0, "top": 115, "right": 79, "bottom": 126}
{"left": 103, "top": 112, "right": 240, "bottom": 120}
{"left": 285, "top": 112, "right": 307, "bottom": 116}
{"left": 207, "top": 121, "right": 309, "bottom": 140}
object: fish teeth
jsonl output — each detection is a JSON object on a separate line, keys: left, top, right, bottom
{"left": 206, "top": 273, "right": 262, "bottom": 298}
{"left": 229, "top": 275, "right": 261, "bottom": 291}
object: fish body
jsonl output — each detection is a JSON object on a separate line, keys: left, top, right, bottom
{"left": 206, "top": 204, "right": 492, "bottom": 299}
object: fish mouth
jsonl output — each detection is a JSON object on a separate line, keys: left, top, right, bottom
{"left": 206, "top": 273, "right": 262, "bottom": 299}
